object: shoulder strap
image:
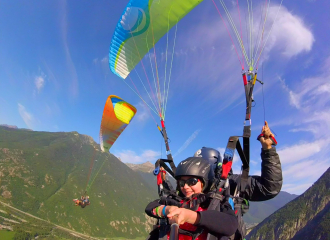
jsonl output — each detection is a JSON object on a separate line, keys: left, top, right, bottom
{"left": 222, "top": 136, "right": 249, "bottom": 198}
{"left": 205, "top": 179, "right": 232, "bottom": 240}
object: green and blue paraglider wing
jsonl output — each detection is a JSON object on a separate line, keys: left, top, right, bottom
{"left": 109, "top": 0, "right": 204, "bottom": 79}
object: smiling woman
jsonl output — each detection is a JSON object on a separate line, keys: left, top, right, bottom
{"left": 145, "top": 157, "right": 238, "bottom": 240}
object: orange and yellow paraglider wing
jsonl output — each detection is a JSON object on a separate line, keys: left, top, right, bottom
{"left": 100, "top": 95, "right": 137, "bottom": 152}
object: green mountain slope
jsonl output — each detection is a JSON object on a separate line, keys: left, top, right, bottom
{"left": 291, "top": 201, "right": 330, "bottom": 240}
{"left": 0, "top": 126, "right": 158, "bottom": 238}
{"left": 247, "top": 167, "right": 330, "bottom": 240}
{"left": 243, "top": 191, "right": 298, "bottom": 224}
{"left": 125, "top": 162, "right": 177, "bottom": 193}
{"left": 0, "top": 201, "right": 93, "bottom": 240}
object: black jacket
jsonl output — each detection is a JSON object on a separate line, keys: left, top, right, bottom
{"left": 229, "top": 147, "right": 282, "bottom": 201}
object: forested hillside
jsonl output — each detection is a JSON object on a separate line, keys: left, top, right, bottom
{"left": 0, "top": 126, "right": 158, "bottom": 239}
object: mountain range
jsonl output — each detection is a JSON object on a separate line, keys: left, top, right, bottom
{"left": 0, "top": 125, "right": 157, "bottom": 239}
{"left": 247, "top": 167, "right": 330, "bottom": 240}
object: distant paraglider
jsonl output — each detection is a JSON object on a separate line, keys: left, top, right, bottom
{"left": 73, "top": 195, "right": 90, "bottom": 208}
{"left": 72, "top": 95, "right": 136, "bottom": 209}
{"left": 99, "top": 95, "right": 137, "bottom": 152}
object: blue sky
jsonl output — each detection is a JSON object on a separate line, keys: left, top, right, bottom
{"left": 1, "top": 0, "right": 329, "bottom": 195}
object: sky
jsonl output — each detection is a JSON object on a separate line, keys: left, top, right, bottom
{"left": 0, "top": 0, "right": 329, "bottom": 195}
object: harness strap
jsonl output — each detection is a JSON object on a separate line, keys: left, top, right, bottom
{"left": 222, "top": 137, "right": 238, "bottom": 179}
{"left": 235, "top": 140, "right": 249, "bottom": 197}
{"left": 223, "top": 136, "right": 249, "bottom": 198}
{"left": 153, "top": 158, "right": 176, "bottom": 240}
{"left": 154, "top": 159, "right": 175, "bottom": 178}
{"left": 205, "top": 196, "right": 225, "bottom": 240}
{"left": 205, "top": 180, "right": 232, "bottom": 240}
{"left": 160, "top": 120, "right": 176, "bottom": 174}
{"left": 178, "top": 228, "right": 204, "bottom": 240}
{"left": 158, "top": 218, "right": 169, "bottom": 240}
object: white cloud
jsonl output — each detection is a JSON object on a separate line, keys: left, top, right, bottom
{"left": 283, "top": 182, "right": 313, "bottom": 195}
{"left": 114, "top": 149, "right": 160, "bottom": 163}
{"left": 272, "top": 55, "right": 330, "bottom": 194}
{"left": 101, "top": 56, "right": 108, "bottom": 64}
{"left": 289, "top": 126, "right": 318, "bottom": 135}
{"left": 18, "top": 103, "right": 35, "bottom": 129}
{"left": 93, "top": 56, "right": 111, "bottom": 78}
{"left": 267, "top": 5, "right": 314, "bottom": 58}
{"left": 280, "top": 64, "right": 330, "bottom": 114}
{"left": 277, "top": 140, "right": 325, "bottom": 164}
{"left": 42, "top": 59, "right": 59, "bottom": 90}
{"left": 305, "top": 112, "right": 330, "bottom": 135}
{"left": 135, "top": 102, "right": 151, "bottom": 122}
{"left": 44, "top": 102, "right": 61, "bottom": 117}
{"left": 59, "top": 0, "right": 78, "bottom": 99}
{"left": 251, "top": 170, "right": 261, "bottom": 176}
{"left": 250, "top": 160, "right": 258, "bottom": 165}
{"left": 316, "top": 83, "right": 330, "bottom": 94}
{"left": 182, "top": 3, "right": 314, "bottom": 67}
{"left": 283, "top": 159, "right": 330, "bottom": 180}
{"left": 278, "top": 76, "right": 302, "bottom": 109}
{"left": 35, "top": 76, "right": 45, "bottom": 92}
{"left": 93, "top": 56, "right": 108, "bottom": 65}
{"left": 279, "top": 56, "right": 330, "bottom": 139}
{"left": 173, "top": 129, "right": 201, "bottom": 157}
{"left": 157, "top": 2, "right": 315, "bottom": 118}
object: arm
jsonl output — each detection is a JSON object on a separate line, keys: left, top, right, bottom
{"left": 229, "top": 121, "right": 283, "bottom": 201}
{"left": 167, "top": 202, "right": 238, "bottom": 237}
{"left": 248, "top": 146, "right": 282, "bottom": 201}
{"left": 196, "top": 203, "right": 238, "bottom": 237}
{"left": 145, "top": 198, "right": 180, "bottom": 218}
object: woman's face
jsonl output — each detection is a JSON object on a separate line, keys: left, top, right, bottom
{"left": 178, "top": 176, "right": 203, "bottom": 197}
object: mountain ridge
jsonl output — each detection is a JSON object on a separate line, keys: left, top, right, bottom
{"left": 247, "top": 167, "right": 330, "bottom": 240}
{"left": 0, "top": 126, "right": 158, "bottom": 238}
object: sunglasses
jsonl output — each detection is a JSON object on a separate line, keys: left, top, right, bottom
{"left": 178, "top": 178, "right": 201, "bottom": 188}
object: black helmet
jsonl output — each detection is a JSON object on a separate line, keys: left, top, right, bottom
{"left": 194, "top": 147, "right": 234, "bottom": 176}
{"left": 194, "top": 147, "right": 222, "bottom": 167}
{"left": 175, "top": 157, "right": 214, "bottom": 191}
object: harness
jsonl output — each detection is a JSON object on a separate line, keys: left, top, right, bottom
{"left": 201, "top": 135, "right": 252, "bottom": 240}
{"left": 152, "top": 151, "right": 239, "bottom": 240}
{"left": 153, "top": 158, "right": 177, "bottom": 240}
{"left": 151, "top": 137, "right": 251, "bottom": 240}
{"left": 219, "top": 136, "right": 250, "bottom": 240}
{"left": 177, "top": 193, "right": 225, "bottom": 240}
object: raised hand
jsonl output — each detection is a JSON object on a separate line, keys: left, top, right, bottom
{"left": 258, "top": 121, "right": 276, "bottom": 150}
